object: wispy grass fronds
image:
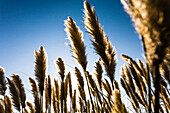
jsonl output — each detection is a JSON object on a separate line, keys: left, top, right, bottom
{"left": 121, "top": 55, "right": 144, "bottom": 78}
{"left": 11, "top": 74, "right": 26, "bottom": 109}
{"left": 72, "top": 90, "right": 77, "bottom": 113}
{"left": 54, "top": 79, "right": 60, "bottom": 112}
{"left": 84, "top": 0, "right": 108, "bottom": 62}
{"left": 45, "top": 78, "right": 48, "bottom": 111}
{"left": 29, "top": 77, "right": 39, "bottom": 98}
{"left": 121, "top": 1, "right": 170, "bottom": 111}
{"left": 128, "top": 62, "right": 146, "bottom": 105}
{"left": 45, "top": 75, "right": 52, "bottom": 112}
{"left": 120, "top": 78, "right": 130, "bottom": 97}
{"left": 5, "top": 95, "right": 13, "bottom": 113}
{"left": 113, "top": 80, "right": 119, "bottom": 90}
{"left": 35, "top": 93, "right": 41, "bottom": 113}
{"left": 86, "top": 71, "right": 96, "bottom": 90}
{"left": 112, "top": 89, "right": 128, "bottom": 113}
{"left": 64, "top": 75, "right": 68, "bottom": 101}
{"left": 64, "top": 76, "right": 68, "bottom": 113}
{"left": 102, "top": 79, "right": 112, "bottom": 100}
{"left": 60, "top": 81, "right": 64, "bottom": 113}
{"left": 34, "top": 46, "right": 47, "bottom": 96}
{"left": 84, "top": 0, "right": 116, "bottom": 89}
{"left": 78, "top": 86, "right": 86, "bottom": 103}
{"left": 86, "top": 71, "right": 102, "bottom": 106}
{"left": 120, "top": 78, "right": 139, "bottom": 111}
{"left": 75, "top": 67, "right": 87, "bottom": 112}
{"left": 0, "top": 67, "right": 6, "bottom": 96}
{"left": 67, "top": 72, "right": 72, "bottom": 100}
{"left": 29, "top": 77, "right": 40, "bottom": 113}
{"left": 79, "top": 97, "right": 83, "bottom": 113}
{"left": 94, "top": 59, "right": 103, "bottom": 89}
{"left": 123, "top": 64, "right": 135, "bottom": 93}
{"left": 137, "top": 59, "right": 149, "bottom": 86}
{"left": 52, "top": 87, "right": 57, "bottom": 113}
{"left": 120, "top": 0, "right": 170, "bottom": 66}
{"left": 75, "top": 67, "right": 84, "bottom": 89}
{"left": 160, "top": 62, "right": 170, "bottom": 84}
{"left": 54, "top": 79, "right": 59, "bottom": 101}
{"left": 87, "top": 100, "right": 90, "bottom": 113}
{"left": 56, "top": 58, "right": 65, "bottom": 81}
{"left": 161, "top": 86, "right": 170, "bottom": 111}
{"left": 27, "top": 102, "right": 35, "bottom": 113}
{"left": 105, "top": 38, "right": 117, "bottom": 88}
{"left": 64, "top": 16, "right": 87, "bottom": 70}
{"left": 6, "top": 78, "right": 20, "bottom": 112}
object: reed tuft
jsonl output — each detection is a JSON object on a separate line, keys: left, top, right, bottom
{"left": 94, "top": 59, "right": 103, "bottom": 89}
{"left": 5, "top": 95, "right": 13, "bottom": 113}
{"left": 35, "top": 46, "right": 47, "bottom": 96}
{"left": 6, "top": 78, "right": 20, "bottom": 112}
{"left": 56, "top": 58, "right": 65, "bottom": 81}
{"left": 11, "top": 74, "right": 26, "bottom": 109}
{"left": 64, "top": 17, "right": 87, "bottom": 70}
{"left": 84, "top": 0, "right": 116, "bottom": 89}
{"left": 27, "top": 102, "right": 35, "bottom": 113}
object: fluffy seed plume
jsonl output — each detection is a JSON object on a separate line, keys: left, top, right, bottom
{"left": 29, "top": 77, "right": 39, "bottom": 97}
{"left": 54, "top": 79, "right": 59, "bottom": 101}
{"left": 67, "top": 72, "right": 72, "bottom": 99}
{"left": 72, "top": 90, "right": 77, "bottom": 112}
{"left": 74, "top": 67, "right": 84, "bottom": 89}
{"left": 27, "top": 102, "right": 35, "bottom": 113}
{"left": 94, "top": 59, "right": 103, "bottom": 89}
{"left": 29, "top": 77, "right": 40, "bottom": 113}
{"left": 0, "top": 67, "right": 6, "bottom": 96}
{"left": 64, "top": 16, "right": 87, "bottom": 70}
{"left": 123, "top": 64, "right": 135, "bottom": 93}
{"left": 103, "top": 79, "right": 112, "bottom": 100}
{"left": 5, "top": 95, "right": 13, "bottom": 113}
{"left": 56, "top": 58, "right": 65, "bottom": 81}
{"left": 121, "top": 0, "right": 170, "bottom": 66}
{"left": 86, "top": 71, "right": 96, "bottom": 90}
{"left": 160, "top": 62, "right": 170, "bottom": 84}
{"left": 84, "top": 0, "right": 116, "bottom": 89}
{"left": 52, "top": 87, "right": 57, "bottom": 113}
{"left": 45, "top": 75, "right": 52, "bottom": 112}
{"left": 6, "top": 78, "right": 20, "bottom": 112}
{"left": 112, "top": 89, "right": 128, "bottom": 113}
{"left": 11, "top": 74, "right": 26, "bottom": 109}
{"left": 35, "top": 46, "right": 47, "bottom": 96}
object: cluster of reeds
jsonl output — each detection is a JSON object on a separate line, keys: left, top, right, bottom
{"left": 120, "top": 54, "right": 169, "bottom": 113}
{"left": 121, "top": 0, "right": 170, "bottom": 112}
{"left": 0, "top": 0, "right": 169, "bottom": 113}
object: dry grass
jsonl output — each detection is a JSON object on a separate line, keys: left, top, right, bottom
{"left": 0, "top": 0, "right": 169, "bottom": 113}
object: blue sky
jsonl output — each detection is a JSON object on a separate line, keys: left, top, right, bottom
{"left": 0, "top": 0, "right": 144, "bottom": 107}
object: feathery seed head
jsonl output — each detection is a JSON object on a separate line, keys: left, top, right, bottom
{"left": 64, "top": 17, "right": 87, "bottom": 70}
{"left": 94, "top": 59, "right": 103, "bottom": 89}
{"left": 35, "top": 46, "right": 47, "bottom": 96}
{"left": 5, "top": 95, "right": 13, "bottom": 113}
{"left": 11, "top": 74, "right": 26, "bottom": 108}
{"left": 27, "top": 102, "right": 35, "bottom": 113}
{"left": 7, "top": 77, "right": 20, "bottom": 111}
{"left": 75, "top": 67, "right": 84, "bottom": 89}
{"left": 56, "top": 58, "right": 65, "bottom": 81}
{"left": 121, "top": 0, "right": 170, "bottom": 66}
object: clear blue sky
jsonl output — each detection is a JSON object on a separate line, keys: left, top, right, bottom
{"left": 0, "top": 0, "right": 144, "bottom": 107}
